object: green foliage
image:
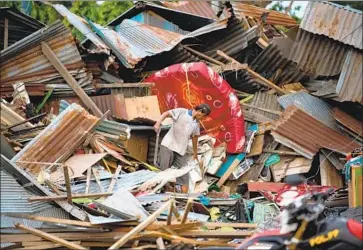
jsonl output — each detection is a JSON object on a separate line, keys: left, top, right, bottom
{"left": 1, "top": 0, "right": 133, "bottom": 40}
{"left": 269, "top": 1, "right": 302, "bottom": 23}
{"left": 331, "top": 1, "right": 363, "bottom": 11}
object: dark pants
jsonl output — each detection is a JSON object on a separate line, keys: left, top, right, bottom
{"left": 158, "top": 145, "right": 189, "bottom": 186}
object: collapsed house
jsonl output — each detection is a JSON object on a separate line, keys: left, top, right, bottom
{"left": 0, "top": 1, "right": 362, "bottom": 249}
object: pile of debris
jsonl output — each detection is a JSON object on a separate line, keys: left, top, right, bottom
{"left": 1, "top": 1, "right": 362, "bottom": 249}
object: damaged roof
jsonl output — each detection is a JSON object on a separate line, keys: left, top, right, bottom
{"left": 300, "top": 1, "right": 362, "bottom": 49}
{"left": 161, "top": 1, "right": 218, "bottom": 20}
{"left": 271, "top": 105, "right": 360, "bottom": 159}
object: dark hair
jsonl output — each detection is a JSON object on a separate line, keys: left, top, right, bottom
{"left": 194, "top": 103, "right": 211, "bottom": 115}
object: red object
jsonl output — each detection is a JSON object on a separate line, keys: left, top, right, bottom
{"left": 347, "top": 219, "right": 363, "bottom": 240}
{"left": 237, "top": 229, "right": 290, "bottom": 249}
{"left": 248, "top": 182, "right": 287, "bottom": 192}
{"left": 146, "top": 62, "right": 245, "bottom": 153}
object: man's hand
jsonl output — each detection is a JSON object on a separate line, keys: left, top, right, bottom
{"left": 153, "top": 122, "right": 161, "bottom": 133}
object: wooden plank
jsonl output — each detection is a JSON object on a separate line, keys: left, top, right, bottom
{"left": 181, "top": 198, "right": 193, "bottom": 224}
{"left": 85, "top": 167, "right": 92, "bottom": 194}
{"left": 216, "top": 50, "right": 287, "bottom": 95}
{"left": 262, "top": 150, "right": 301, "bottom": 156}
{"left": 124, "top": 133, "right": 149, "bottom": 162}
{"left": 243, "top": 103, "right": 282, "bottom": 115}
{"left": 4, "top": 18, "right": 8, "bottom": 49}
{"left": 203, "top": 222, "right": 257, "bottom": 228}
{"left": 109, "top": 200, "right": 173, "bottom": 249}
{"left": 160, "top": 225, "right": 179, "bottom": 236}
{"left": 156, "top": 237, "right": 165, "bottom": 250}
{"left": 247, "top": 134, "right": 264, "bottom": 157}
{"left": 351, "top": 165, "right": 362, "bottom": 207}
{"left": 63, "top": 165, "right": 72, "bottom": 204}
{"left": 44, "top": 179, "right": 62, "bottom": 195}
{"left": 319, "top": 154, "right": 343, "bottom": 188}
{"left": 41, "top": 42, "right": 103, "bottom": 117}
{"left": 28, "top": 192, "right": 112, "bottom": 202}
{"left": 179, "top": 230, "right": 253, "bottom": 238}
{"left": 108, "top": 165, "right": 122, "bottom": 193}
{"left": 183, "top": 45, "right": 224, "bottom": 66}
{"left": 95, "top": 83, "right": 154, "bottom": 88}
{"left": 5, "top": 214, "right": 95, "bottom": 228}
{"left": 21, "top": 242, "right": 81, "bottom": 249}
{"left": 271, "top": 156, "right": 312, "bottom": 182}
{"left": 166, "top": 200, "right": 174, "bottom": 225}
{"left": 217, "top": 157, "right": 243, "bottom": 187}
{"left": 247, "top": 182, "right": 286, "bottom": 192}
{"left": 15, "top": 224, "right": 86, "bottom": 250}
{"left": 92, "top": 168, "right": 104, "bottom": 193}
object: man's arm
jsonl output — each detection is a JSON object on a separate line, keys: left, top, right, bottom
{"left": 154, "top": 111, "right": 171, "bottom": 132}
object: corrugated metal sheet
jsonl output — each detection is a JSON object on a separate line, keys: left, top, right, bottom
{"left": 91, "top": 94, "right": 126, "bottom": 119}
{"left": 251, "top": 43, "right": 309, "bottom": 85}
{"left": 137, "top": 193, "right": 171, "bottom": 205}
{"left": 71, "top": 170, "right": 156, "bottom": 194}
{"left": 231, "top": 2, "right": 297, "bottom": 27}
{"left": 200, "top": 20, "right": 260, "bottom": 62}
{"left": 130, "top": 11, "right": 188, "bottom": 34}
{"left": 53, "top": 4, "right": 109, "bottom": 53}
{"left": 278, "top": 92, "right": 337, "bottom": 130}
{"left": 59, "top": 100, "right": 131, "bottom": 139}
{"left": 89, "top": 19, "right": 185, "bottom": 69}
{"left": 271, "top": 106, "right": 360, "bottom": 159}
{"left": 333, "top": 108, "right": 363, "bottom": 137}
{"left": 336, "top": 48, "right": 363, "bottom": 103}
{"left": 161, "top": 1, "right": 217, "bottom": 19}
{"left": 300, "top": 1, "right": 362, "bottom": 49}
{"left": 243, "top": 92, "right": 283, "bottom": 122}
{"left": 1, "top": 208, "right": 69, "bottom": 229}
{"left": 0, "top": 21, "right": 91, "bottom": 97}
{"left": 12, "top": 103, "right": 99, "bottom": 174}
{"left": 1, "top": 170, "right": 53, "bottom": 214}
{"left": 289, "top": 29, "right": 350, "bottom": 77}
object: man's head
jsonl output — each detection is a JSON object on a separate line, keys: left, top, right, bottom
{"left": 193, "top": 103, "right": 211, "bottom": 120}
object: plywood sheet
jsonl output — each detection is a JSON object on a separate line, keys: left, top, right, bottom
{"left": 247, "top": 134, "right": 264, "bottom": 157}
{"left": 270, "top": 156, "right": 312, "bottom": 182}
{"left": 124, "top": 133, "right": 149, "bottom": 162}
{"left": 124, "top": 96, "right": 161, "bottom": 121}
{"left": 319, "top": 154, "right": 343, "bottom": 188}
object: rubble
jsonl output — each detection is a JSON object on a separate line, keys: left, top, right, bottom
{"left": 0, "top": 1, "right": 362, "bottom": 249}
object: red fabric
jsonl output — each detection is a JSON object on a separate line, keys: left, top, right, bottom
{"left": 146, "top": 62, "right": 245, "bottom": 153}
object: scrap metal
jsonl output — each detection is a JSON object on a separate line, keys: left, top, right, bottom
{"left": 12, "top": 103, "right": 99, "bottom": 174}
{"left": 271, "top": 105, "right": 360, "bottom": 159}
{"left": 300, "top": 1, "right": 362, "bottom": 50}
{"left": 161, "top": 1, "right": 218, "bottom": 20}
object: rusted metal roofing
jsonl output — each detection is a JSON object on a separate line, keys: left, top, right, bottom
{"left": 231, "top": 2, "right": 297, "bottom": 27}
{"left": 333, "top": 108, "right": 363, "bottom": 137}
{"left": 251, "top": 43, "right": 309, "bottom": 85}
{"left": 12, "top": 103, "right": 99, "bottom": 175}
{"left": 161, "top": 1, "right": 217, "bottom": 19}
{"left": 336, "top": 48, "right": 363, "bottom": 103}
{"left": 271, "top": 106, "right": 360, "bottom": 159}
{"left": 88, "top": 19, "right": 185, "bottom": 69}
{"left": 0, "top": 21, "right": 90, "bottom": 97}
{"left": 289, "top": 29, "right": 350, "bottom": 77}
{"left": 300, "top": 1, "right": 362, "bottom": 49}
{"left": 91, "top": 94, "right": 126, "bottom": 120}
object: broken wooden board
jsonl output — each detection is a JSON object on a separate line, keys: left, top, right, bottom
{"left": 319, "top": 153, "right": 343, "bottom": 188}
{"left": 124, "top": 132, "right": 149, "bottom": 162}
{"left": 216, "top": 153, "right": 245, "bottom": 187}
{"left": 270, "top": 156, "right": 312, "bottom": 182}
{"left": 349, "top": 165, "right": 362, "bottom": 207}
{"left": 247, "top": 134, "right": 265, "bottom": 157}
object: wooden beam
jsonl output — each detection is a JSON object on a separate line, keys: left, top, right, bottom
{"left": 216, "top": 50, "right": 287, "bottom": 95}
{"left": 156, "top": 237, "right": 165, "bottom": 250}
{"left": 4, "top": 18, "right": 8, "bottom": 49}
{"left": 63, "top": 165, "right": 72, "bottom": 204}
{"left": 95, "top": 83, "right": 154, "bottom": 88}
{"left": 166, "top": 200, "right": 174, "bottom": 225}
{"left": 108, "top": 165, "right": 122, "bottom": 193}
{"left": 92, "top": 167, "right": 104, "bottom": 193}
{"left": 15, "top": 224, "right": 86, "bottom": 250}
{"left": 6, "top": 214, "right": 94, "bottom": 228}
{"left": 41, "top": 42, "right": 103, "bottom": 117}
{"left": 183, "top": 45, "right": 224, "bottom": 66}
{"left": 181, "top": 198, "right": 193, "bottom": 224}
{"left": 28, "top": 192, "right": 112, "bottom": 202}
{"left": 160, "top": 225, "right": 179, "bottom": 236}
{"left": 262, "top": 150, "right": 301, "bottom": 156}
{"left": 85, "top": 167, "right": 92, "bottom": 194}
{"left": 44, "top": 179, "right": 63, "bottom": 195}
{"left": 109, "top": 200, "right": 173, "bottom": 249}
{"left": 217, "top": 156, "right": 243, "bottom": 187}
{"left": 242, "top": 103, "right": 282, "bottom": 115}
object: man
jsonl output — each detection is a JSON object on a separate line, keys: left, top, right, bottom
{"left": 153, "top": 104, "right": 211, "bottom": 192}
